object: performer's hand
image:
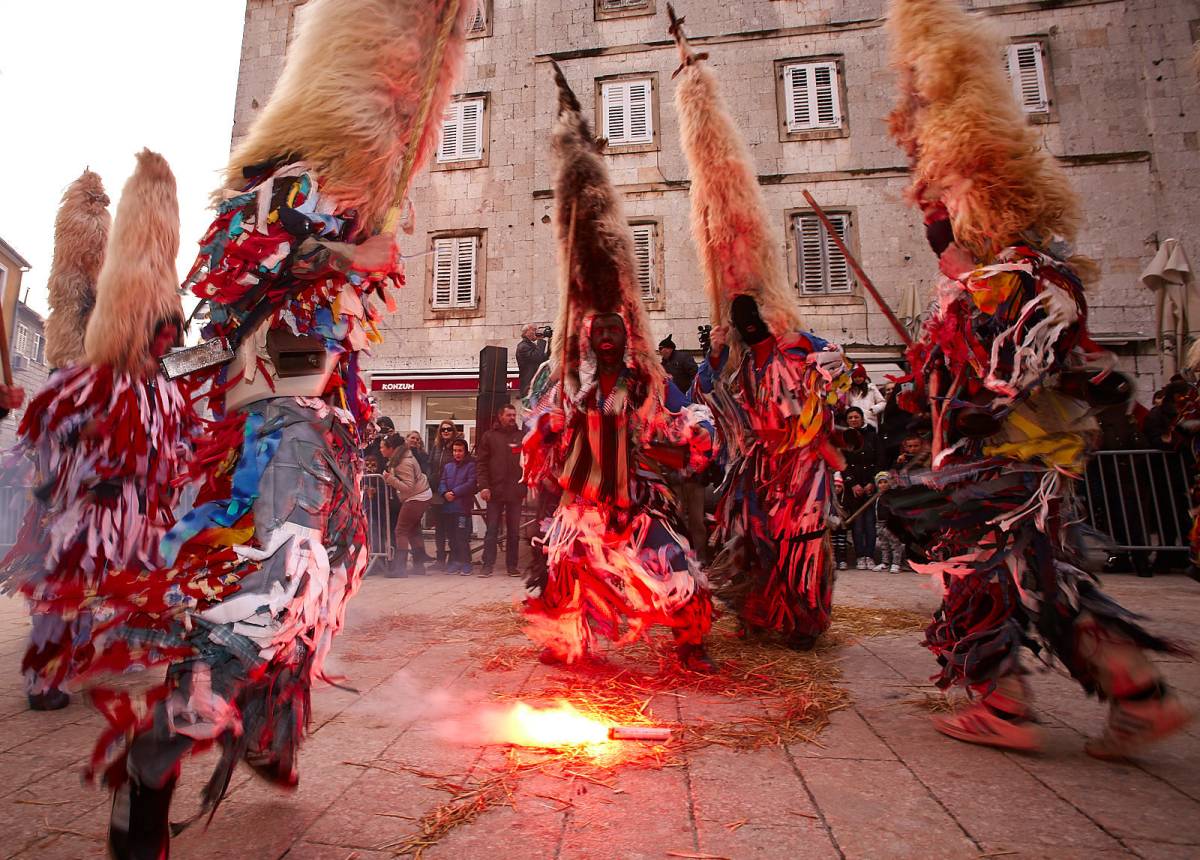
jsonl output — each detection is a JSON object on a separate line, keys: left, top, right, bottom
{"left": 0, "top": 384, "right": 25, "bottom": 411}
{"left": 480, "top": 488, "right": 492, "bottom": 502}
{"left": 352, "top": 234, "right": 400, "bottom": 272}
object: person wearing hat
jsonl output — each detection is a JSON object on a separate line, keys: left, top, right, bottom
{"left": 872, "top": 471, "right": 905, "bottom": 573}
{"left": 659, "top": 334, "right": 698, "bottom": 395}
{"left": 848, "top": 363, "right": 886, "bottom": 428}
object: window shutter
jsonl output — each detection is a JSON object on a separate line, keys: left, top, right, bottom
{"left": 795, "top": 213, "right": 853, "bottom": 296}
{"left": 825, "top": 214, "right": 852, "bottom": 295}
{"left": 812, "top": 63, "right": 841, "bottom": 128}
{"left": 631, "top": 224, "right": 657, "bottom": 301}
{"left": 14, "top": 324, "right": 28, "bottom": 358}
{"left": 454, "top": 237, "right": 477, "bottom": 306}
{"left": 602, "top": 80, "right": 652, "bottom": 145}
{"left": 785, "top": 62, "right": 842, "bottom": 131}
{"left": 437, "top": 104, "right": 460, "bottom": 162}
{"left": 460, "top": 99, "right": 483, "bottom": 159}
{"left": 1006, "top": 43, "right": 1049, "bottom": 113}
{"left": 432, "top": 239, "right": 454, "bottom": 308}
{"left": 468, "top": 2, "right": 487, "bottom": 34}
{"left": 602, "top": 82, "right": 626, "bottom": 143}
{"left": 785, "top": 65, "right": 811, "bottom": 131}
{"left": 627, "top": 81, "right": 651, "bottom": 143}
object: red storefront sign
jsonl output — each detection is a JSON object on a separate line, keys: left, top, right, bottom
{"left": 370, "top": 374, "right": 519, "bottom": 393}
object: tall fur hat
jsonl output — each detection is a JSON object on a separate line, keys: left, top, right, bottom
{"left": 44, "top": 170, "right": 110, "bottom": 369}
{"left": 668, "top": 5, "right": 803, "bottom": 358}
{"left": 886, "top": 0, "right": 1080, "bottom": 257}
{"left": 549, "top": 62, "right": 664, "bottom": 397}
{"left": 219, "top": 0, "right": 472, "bottom": 234}
{"left": 84, "top": 149, "right": 183, "bottom": 375}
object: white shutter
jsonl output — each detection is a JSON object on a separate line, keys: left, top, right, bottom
{"left": 795, "top": 213, "right": 853, "bottom": 296}
{"left": 454, "top": 237, "right": 477, "bottom": 306}
{"left": 1005, "top": 43, "right": 1049, "bottom": 113}
{"left": 784, "top": 62, "right": 842, "bottom": 131}
{"left": 432, "top": 239, "right": 455, "bottom": 308}
{"left": 602, "top": 80, "right": 652, "bottom": 145}
{"left": 437, "top": 104, "right": 460, "bottom": 162}
{"left": 631, "top": 224, "right": 657, "bottom": 301}
{"left": 468, "top": 1, "right": 487, "bottom": 34}
{"left": 13, "top": 324, "right": 29, "bottom": 358}
{"left": 437, "top": 99, "right": 485, "bottom": 162}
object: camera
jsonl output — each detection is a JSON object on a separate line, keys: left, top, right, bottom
{"left": 536, "top": 326, "right": 553, "bottom": 339}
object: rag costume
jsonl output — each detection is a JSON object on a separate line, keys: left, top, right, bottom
{"left": 0, "top": 159, "right": 194, "bottom": 716}
{"left": 881, "top": 0, "right": 1191, "bottom": 758}
{"left": 669, "top": 8, "right": 852, "bottom": 649}
{"left": 521, "top": 65, "right": 716, "bottom": 671}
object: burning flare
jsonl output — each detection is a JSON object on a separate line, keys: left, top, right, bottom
{"left": 491, "top": 701, "right": 611, "bottom": 748}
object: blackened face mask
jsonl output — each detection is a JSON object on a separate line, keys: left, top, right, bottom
{"left": 731, "top": 294, "right": 770, "bottom": 345}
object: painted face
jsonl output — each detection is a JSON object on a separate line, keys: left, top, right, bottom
{"left": 589, "top": 314, "right": 627, "bottom": 362}
{"left": 846, "top": 411, "right": 864, "bottom": 429}
{"left": 730, "top": 295, "right": 769, "bottom": 344}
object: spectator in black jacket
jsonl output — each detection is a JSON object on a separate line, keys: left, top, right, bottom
{"left": 658, "top": 335, "right": 698, "bottom": 395}
{"left": 517, "top": 325, "right": 550, "bottom": 396}
{"left": 428, "top": 420, "right": 461, "bottom": 568}
{"left": 477, "top": 403, "right": 525, "bottom": 577}
{"left": 841, "top": 406, "right": 883, "bottom": 569}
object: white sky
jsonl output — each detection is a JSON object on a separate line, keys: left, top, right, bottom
{"left": 0, "top": 1, "right": 246, "bottom": 316}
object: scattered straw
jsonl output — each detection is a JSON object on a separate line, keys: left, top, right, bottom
{"left": 903, "top": 690, "right": 962, "bottom": 715}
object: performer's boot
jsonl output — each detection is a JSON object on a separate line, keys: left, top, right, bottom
{"left": 785, "top": 632, "right": 819, "bottom": 652}
{"left": 108, "top": 772, "right": 176, "bottom": 860}
{"left": 933, "top": 675, "right": 1043, "bottom": 752}
{"left": 676, "top": 640, "right": 718, "bottom": 673}
{"left": 1074, "top": 613, "right": 1193, "bottom": 760}
{"left": 27, "top": 688, "right": 70, "bottom": 711}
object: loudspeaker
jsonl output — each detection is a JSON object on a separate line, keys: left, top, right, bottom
{"left": 475, "top": 390, "right": 511, "bottom": 436}
{"left": 479, "top": 346, "right": 508, "bottom": 394}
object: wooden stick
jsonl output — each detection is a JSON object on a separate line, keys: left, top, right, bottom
{"left": 0, "top": 302, "right": 13, "bottom": 386}
{"left": 802, "top": 190, "right": 913, "bottom": 347}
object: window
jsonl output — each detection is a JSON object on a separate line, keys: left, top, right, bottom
{"left": 794, "top": 212, "right": 853, "bottom": 296}
{"left": 600, "top": 78, "right": 654, "bottom": 147}
{"left": 30, "top": 332, "right": 44, "bottom": 364}
{"left": 13, "top": 323, "right": 29, "bottom": 359}
{"left": 437, "top": 97, "right": 486, "bottom": 164}
{"left": 596, "top": 0, "right": 654, "bottom": 18}
{"left": 431, "top": 235, "right": 480, "bottom": 309}
{"left": 781, "top": 61, "right": 843, "bottom": 132}
{"left": 466, "top": 1, "right": 491, "bottom": 38}
{"left": 1005, "top": 42, "right": 1050, "bottom": 114}
{"left": 630, "top": 223, "right": 658, "bottom": 302}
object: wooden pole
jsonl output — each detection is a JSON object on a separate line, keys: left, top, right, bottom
{"left": 802, "top": 189, "right": 913, "bottom": 348}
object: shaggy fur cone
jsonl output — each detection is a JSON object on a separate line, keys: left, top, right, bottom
{"left": 44, "top": 170, "right": 110, "bottom": 369}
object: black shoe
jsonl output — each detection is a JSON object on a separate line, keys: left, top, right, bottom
{"left": 245, "top": 749, "right": 299, "bottom": 789}
{"left": 386, "top": 552, "right": 408, "bottom": 578}
{"left": 479, "top": 568, "right": 493, "bottom": 578}
{"left": 677, "top": 642, "right": 718, "bottom": 673}
{"left": 108, "top": 775, "right": 176, "bottom": 860}
{"left": 28, "top": 688, "right": 70, "bottom": 711}
{"left": 786, "top": 633, "right": 819, "bottom": 652}
{"left": 506, "top": 569, "right": 522, "bottom": 577}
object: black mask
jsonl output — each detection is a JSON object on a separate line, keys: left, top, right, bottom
{"left": 731, "top": 294, "right": 770, "bottom": 345}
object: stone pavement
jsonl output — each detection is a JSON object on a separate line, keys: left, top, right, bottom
{"left": 0, "top": 570, "right": 1197, "bottom": 860}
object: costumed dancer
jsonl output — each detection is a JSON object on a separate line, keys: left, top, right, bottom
{"left": 51, "top": 2, "right": 470, "bottom": 856}
{"left": 522, "top": 64, "right": 717, "bottom": 672}
{"left": 882, "top": 0, "right": 1191, "bottom": 758}
{"left": 1, "top": 168, "right": 111, "bottom": 711}
{"left": 668, "top": 6, "right": 853, "bottom": 650}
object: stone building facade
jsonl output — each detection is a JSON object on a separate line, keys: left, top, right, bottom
{"left": 230, "top": 0, "right": 1200, "bottom": 444}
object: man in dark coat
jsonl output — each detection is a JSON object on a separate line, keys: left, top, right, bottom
{"left": 517, "top": 325, "right": 550, "bottom": 396}
{"left": 477, "top": 403, "right": 526, "bottom": 576}
{"left": 658, "top": 335, "right": 697, "bottom": 394}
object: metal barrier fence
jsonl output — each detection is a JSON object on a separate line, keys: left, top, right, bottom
{"left": 361, "top": 473, "right": 394, "bottom": 563}
{"left": 1082, "top": 449, "right": 1192, "bottom": 554}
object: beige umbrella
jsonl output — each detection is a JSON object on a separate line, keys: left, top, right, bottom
{"left": 1140, "top": 238, "right": 1195, "bottom": 374}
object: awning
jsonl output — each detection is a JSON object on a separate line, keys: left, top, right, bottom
{"left": 369, "top": 367, "right": 519, "bottom": 393}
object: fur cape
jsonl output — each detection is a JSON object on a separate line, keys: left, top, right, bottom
{"left": 886, "top": 0, "right": 1080, "bottom": 257}
{"left": 668, "top": 7, "right": 803, "bottom": 361}
{"left": 219, "top": 0, "right": 471, "bottom": 234}
{"left": 549, "top": 62, "right": 664, "bottom": 397}
{"left": 84, "top": 149, "right": 183, "bottom": 375}
{"left": 44, "top": 171, "right": 110, "bottom": 369}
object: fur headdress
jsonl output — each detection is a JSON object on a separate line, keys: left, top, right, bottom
{"left": 549, "top": 62, "right": 664, "bottom": 397}
{"left": 84, "top": 149, "right": 183, "bottom": 375}
{"left": 668, "top": 5, "right": 803, "bottom": 358}
{"left": 886, "top": 0, "right": 1080, "bottom": 257}
{"left": 44, "top": 170, "right": 110, "bottom": 369}
{"left": 219, "top": 0, "right": 471, "bottom": 234}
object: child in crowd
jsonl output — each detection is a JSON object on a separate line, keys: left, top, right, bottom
{"left": 831, "top": 472, "right": 849, "bottom": 570}
{"left": 873, "top": 471, "right": 906, "bottom": 573}
{"left": 438, "top": 438, "right": 477, "bottom": 575}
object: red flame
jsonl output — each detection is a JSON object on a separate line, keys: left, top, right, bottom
{"left": 491, "top": 701, "right": 611, "bottom": 748}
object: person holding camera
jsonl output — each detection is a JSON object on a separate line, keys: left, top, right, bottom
{"left": 517, "top": 324, "right": 551, "bottom": 396}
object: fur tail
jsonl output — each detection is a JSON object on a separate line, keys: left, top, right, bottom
{"left": 45, "top": 170, "right": 111, "bottom": 369}
{"left": 84, "top": 150, "right": 182, "bottom": 375}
